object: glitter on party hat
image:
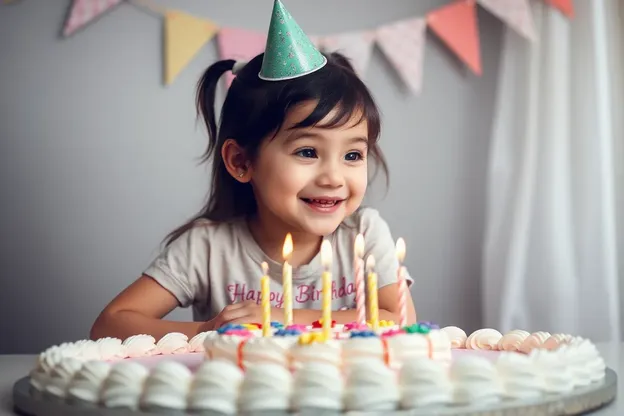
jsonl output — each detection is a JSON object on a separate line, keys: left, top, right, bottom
{"left": 258, "top": 0, "right": 327, "bottom": 81}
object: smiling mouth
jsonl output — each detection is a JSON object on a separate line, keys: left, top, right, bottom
{"left": 300, "top": 198, "right": 345, "bottom": 209}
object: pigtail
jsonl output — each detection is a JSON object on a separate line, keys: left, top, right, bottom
{"left": 196, "top": 59, "right": 236, "bottom": 163}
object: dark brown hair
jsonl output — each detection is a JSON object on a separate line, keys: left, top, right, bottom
{"left": 165, "top": 52, "right": 388, "bottom": 246}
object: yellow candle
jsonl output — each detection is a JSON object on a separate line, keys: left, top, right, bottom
{"left": 366, "top": 255, "right": 379, "bottom": 331}
{"left": 261, "top": 262, "right": 271, "bottom": 337}
{"left": 282, "top": 233, "right": 293, "bottom": 326}
{"left": 320, "top": 239, "right": 333, "bottom": 339}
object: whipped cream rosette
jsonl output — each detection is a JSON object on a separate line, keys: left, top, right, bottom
{"left": 400, "top": 358, "right": 453, "bottom": 408}
{"left": 100, "top": 361, "right": 150, "bottom": 410}
{"left": 292, "top": 362, "right": 344, "bottom": 413}
{"left": 451, "top": 356, "right": 503, "bottom": 404}
{"left": 66, "top": 361, "right": 112, "bottom": 405}
{"left": 238, "top": 363, "right": 293, "bottom": 414}
{"left": 465, "top": 328, "right": 503, "bottom": 350}
{"left": 344, "top": 360, "right": 400, "bottom": 411}
{"left": 440, "top": 326, "right": 468, "bottom": 348}
{"left": 187, "top": 359, "right": 244, "bottom": 414}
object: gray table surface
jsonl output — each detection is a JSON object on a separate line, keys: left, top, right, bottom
{"left": 1, "top": 343, "right": 623, "bottom": 415}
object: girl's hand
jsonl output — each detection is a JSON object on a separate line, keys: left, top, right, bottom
{"left": 202, "top": 301, "right": 284, "bottom": 331}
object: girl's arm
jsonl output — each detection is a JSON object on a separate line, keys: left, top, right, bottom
{"left": 292, "top": 283, "right": 417, "bottom": 326}
{"left": 90, "top": 275, "right": 204, "bottom": 341}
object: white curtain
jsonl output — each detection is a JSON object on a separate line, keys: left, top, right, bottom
{"left": 483, "top": 0, "right": 624, "bottom": 342}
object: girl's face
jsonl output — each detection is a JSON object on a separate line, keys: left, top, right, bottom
{"left": 249, "top": 101, "right": 369, "bottom": 237}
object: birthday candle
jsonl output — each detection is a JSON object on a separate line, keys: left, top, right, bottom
{"left": 354, "top": 234, "right": 366, "bottom": 325}
{"left": 282, "top": 233, "right": 293, "bottom": 326}
{"left": 366, "top": 255, "right": 379, "bottom": 331}
{"left": 321, "top": 239, "right": 333, "bottom": 339}
{"left": 396, "top": 238, "right": 407, "bottom": 327}
{"left": 261, "top": 262, "right": 271, "bottom": 337}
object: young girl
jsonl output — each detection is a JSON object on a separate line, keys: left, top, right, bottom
{"left": 90, "top": 5, "right": 416, "bottom": 340}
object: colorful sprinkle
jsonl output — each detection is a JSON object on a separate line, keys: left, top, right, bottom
{"left": 381, "top": 329, "right": 406, "bottom": 338}
{"left": 242, "top": 324, "right": 260, "bottom": 330}
{"left": 222, "top": 329, "right": 253, "bottom": 337}
{"left": 298, "top": 332, "right": 327, "bottom": 345}
{"left": 350, "top": 330, "right": 377, "bottom": 338}
{"left": 271, "top": 321, "right": 284, "bottom": 329}
{"left": 216, "top": 324, "right": 245, "bottom": 334}
{"left": 418, "top": 321, "right": 440, "bottom": 330}
{"left": 274, "top": 328, "right": 301, "bottom": 337}
{"left": 285, "top": 324, "right": 307, "bottom": 332}
{"left": 404, "top": 323, "right": 431, "bottom": 334}
{"left": 312, "top": 319, "right": 336, "bottom": 329}
{"left": 345, "top": 322, "right": 369, "bottom": 331}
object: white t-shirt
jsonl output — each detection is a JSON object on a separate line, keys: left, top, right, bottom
{"left": 143, "top": 207, "right": 413, "bottom": 322}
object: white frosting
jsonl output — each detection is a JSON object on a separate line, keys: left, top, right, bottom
{"left": 497, "top": 330, "right": 530, "bottom": 351}
{"left": 238, "top": 363, "right": 293, "bottom": 412}
{"left": 342, "top": 337, "right": 386, "bottom": 366}
{"left": 529, "top": 348, "right": 575, "bottom": 394}
{"left": 100, "top": 362, "right": 149, "bottom": 409}
{"left": 122, "top": 334, "right": 156, "bottom": 358}
{"left": 400, "top": 358, "right": 453, "bottom": 408}
{"left": 451, "top": 356, "right": 502, "bottom": 404}
{"left": 44, "top": 357, "right": 84, "bottom": 398}
{"left": 155, "top": 332, "right": 189, "bottom": 355}
{"left": 27, "top": 327, "right": 608, "bottom": 413}
{"left": 519, "top": 331, "right": 551, "bottom": 354}
{"left": 205, "top": 334, "right": 246, "bottom": 363}
{"left": 496, "top": 352, "right": 543, "bottom": 399}
{"left": 466, "top": 328, "right": 503, "bottom": 350}
{"left": 66, "top": 361, "right": 111, "bottom": 403}
{"left": 188, "top": 331, "right": 211, "bottom": 352}
{"left": 188, "top": 360, "right": 244, "bottom": 413}
{"left": 293, "top": 362, "right": 343, "bottom": 411}
{"left": 96, "top": 337, "right": 126, "bottom": 360}
{"left": 241, "top": 336, "right": 297, "bottom": 368}
{"left": 344, "top": 360, "right": 399, "bottom": 411}
{"left": 290, "top": 340, "right": 342, "bottom": 369}
{"left": 441, "top": 326, "right": 468, "bottom": 348}
{"left": 140, "top": 361, "right": 192, "bottom": 410}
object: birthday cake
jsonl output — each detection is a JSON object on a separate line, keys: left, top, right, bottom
{"left": 27, "top": 322, "right": 606, "bottom": 414}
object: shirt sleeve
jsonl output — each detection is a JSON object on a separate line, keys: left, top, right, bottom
{"left": 358, "top": 207, "right": 414, "bottom": 289}
{"left": 142, "top": 224, "right": 210, "bottom": 308}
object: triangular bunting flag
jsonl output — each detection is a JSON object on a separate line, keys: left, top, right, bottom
{"left": 164, "top": 10, "right": 219, "bottom": 85}
{"left": 63, "top": 0, "right": 124, "bottom": 37}
{"left": 544, "top": 0, "right": 574, "bottom": 18}
{"left": 217, "top": 27, "right": 267, "bottom": 87}
{"left": 376, "top": 17, "right": 427, "bottom": 94}
{"left": 477, "top": 0, "right": 536, "bottom": 40}
{"left": 317, "top": 31, "right": 376, "bottom": 79}
{"left": 427, "top": 0, "right": 482, "bottom": 75}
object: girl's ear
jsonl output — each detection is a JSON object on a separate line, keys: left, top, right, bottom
{"left": 222, "top": 139, "right": 252, "bottom": 183}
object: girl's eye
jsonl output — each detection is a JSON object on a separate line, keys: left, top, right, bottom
{"left": 295, "top": 148, "right": 317, "bottom": 158}
{"left": 345, "top": 151, "right": 363, "bottom": 161}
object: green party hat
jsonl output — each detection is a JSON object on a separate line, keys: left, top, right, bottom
{"left": 259, "top": 0, "right": 327, "bottom": 81}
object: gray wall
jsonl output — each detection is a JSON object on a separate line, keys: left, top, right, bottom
{"left": 0, "top": 0, "right": 502, "bottom": 353}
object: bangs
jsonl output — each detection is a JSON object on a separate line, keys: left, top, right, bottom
{"left": 226, "top": 53, "right": 381, "bottom": 145}
{"left": 287, "top": 67, "right": 381, "bottom": 143}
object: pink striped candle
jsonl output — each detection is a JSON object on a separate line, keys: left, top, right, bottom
{"left": 396, "top": 238, "right": 407, "bottom": 327}
{"left": 354, "top": 234, "right": 366, "bottom": 325}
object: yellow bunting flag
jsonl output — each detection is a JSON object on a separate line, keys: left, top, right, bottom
{"left": 164, "top": 9, "right": 219, "bottom": 85}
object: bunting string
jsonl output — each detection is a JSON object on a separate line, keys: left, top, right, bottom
{"left": 3, "top": 0, "right": 577, "bottom": 89}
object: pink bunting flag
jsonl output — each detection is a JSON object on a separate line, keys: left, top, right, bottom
{"left": 545, "top": 0, "right": 574, "bottom": 18}
{"left": 217, "top": 27, "right": 266, "bottom": 88}
{"left": 376, "top": 17, "right": 427, "bottom": 94}
{"left": 477, "top": 0, "right": 536, "bottom": 40}
{"left": 63, "top": 0, "right": 124, "bottom": 37}
{"left": 316, "top": 31, "right": 376, "bottom": 79}
{"left": 427, "top": 0, "right": 482, "bottom": 76}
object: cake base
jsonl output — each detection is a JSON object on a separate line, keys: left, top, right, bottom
{"left": 12, "top": 368, "right": 618, "bottom": 416}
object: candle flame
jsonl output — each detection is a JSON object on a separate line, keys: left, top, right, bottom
{"left": 365, "top": 255, "right": 376, "bottom": 272}
{"left": 396, "top": 238, "right": 406, "bottom": 263}
{"left": 321, "top": 239, "right": 332, "bottom": 268}
{"left": 354, "top": 233, "right": 364, "bottom": 258}
{"left": 261, "top": 261, "right": 269, "bottom": 275}
{"left": 282, "top": 233, "right": 293, "bottom": 260}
